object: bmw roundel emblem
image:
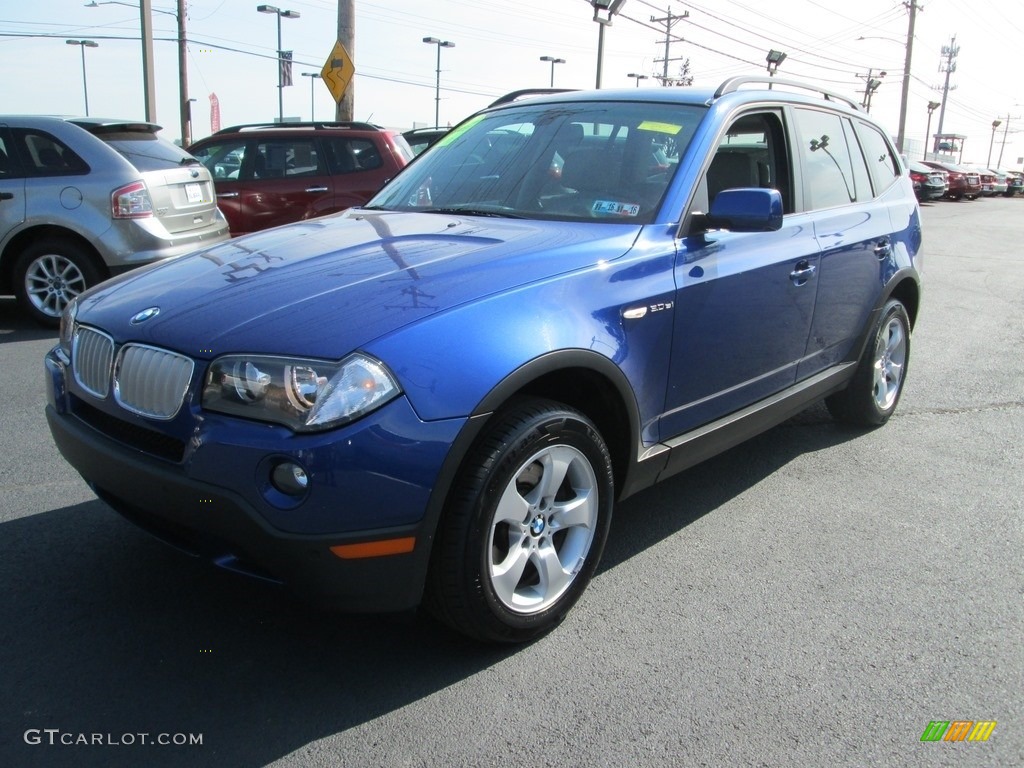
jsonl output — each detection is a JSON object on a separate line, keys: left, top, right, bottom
{"left": 130, "top": 307, "right": 161, "bottom": 324}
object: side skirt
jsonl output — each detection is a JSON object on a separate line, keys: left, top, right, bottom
{"left": 622, "top": 362, "right": 856, "bottom": 497}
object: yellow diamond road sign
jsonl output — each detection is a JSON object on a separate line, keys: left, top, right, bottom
{"left": 321, "top": 40, "right": 354, "bottom": 104}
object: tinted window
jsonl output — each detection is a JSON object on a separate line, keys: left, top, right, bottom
{"left": 855, "top": 120, "right": 902, "bottom": 196}
{"left": 794, "top": 108, "right": 863, "bottom": 209}
{"left": 253, "top": 139, "right": 324, "bottom": 179}
{"left": 324, "top": 138, "right": 383, "bottom": 174}
{"left": 0, "top": 131, "right": 19, "bottom": 178}
{"left": 87, "top": 129, "right": 196, "bottom": 171}
{"left": 10, "top": 129, "right": 89, "bottom": 177}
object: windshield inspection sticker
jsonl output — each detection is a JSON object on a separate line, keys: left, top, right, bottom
{"left": 592, "top": 200, "right": 640, "bottom": 217}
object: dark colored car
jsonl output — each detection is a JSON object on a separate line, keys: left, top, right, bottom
{"left": 45, "top": 78, "right": 922, "bottom": 643}
{"left": 923, "top": 160, "right": 981, "bottom": 200}
{"left": 189, "top": 122, "right": 414, "bottom": 236}
{"left": 402, "top": 127, "right": 449, "bottom": 156}
{"left": 0, "top": 117, "right": 228, "bottom": 325}
{"left": 1004, "top": 170, "right": 1023, "bottom": 197}
{"left": 907, "top": 161, "right": 946, "bottom": 201}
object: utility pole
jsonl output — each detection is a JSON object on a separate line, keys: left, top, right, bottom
{"left": 996, "top": 115, "right": 1020, "bottom": 168}
{"left": 650, "top": 6, "right": 688, "bottom": 86}
{"left": 895, "top": 0, "right": 919, "bottom": 154}
{"left": 177, "top": 0, "right": 191, "bottom": 147}
{"left": 141, "top": 0, "right": 156, "bottom": 121}
{"left": 858, "top": 68, "right": 886, "bottom": 112}
{"left": 933, "top": 36, "right": 959, "bottom": 154}
{"left": 335, "top": 0, "right": 354, "bottom": 120}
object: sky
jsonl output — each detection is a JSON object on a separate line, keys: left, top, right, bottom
{"left": 2, "top": 0, "right": 1022, "bottom": 167}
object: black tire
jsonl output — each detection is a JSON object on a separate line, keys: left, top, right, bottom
{"left": 826, "top": 299, "right": 911, "bottom": 426}
{"left": 14, "top": 238, "right": 103, "bottom": 327}
{"left": 426, "top": 397, "right": 614, "bottom": 643}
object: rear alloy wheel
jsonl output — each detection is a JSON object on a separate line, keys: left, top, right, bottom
{"left": 427, "top": 398, "right": 614, "bottom": 643}
{"left": 826, "top": 299, "right": 911, "bottom": 426}
{"left": 15, "top": 239, "right": 102, "bottom": 327}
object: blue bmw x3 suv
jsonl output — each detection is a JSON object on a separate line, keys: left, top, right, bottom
{"left": 45, "top": 77, "right": 922, "bottom": 642}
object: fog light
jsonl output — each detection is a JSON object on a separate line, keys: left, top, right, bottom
{"left": 271, "top": 462, "right": 309, "bottom": 496}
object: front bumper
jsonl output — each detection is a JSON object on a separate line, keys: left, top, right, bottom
{"left": 44, "top": 349, "right": 464, "bottom": 613}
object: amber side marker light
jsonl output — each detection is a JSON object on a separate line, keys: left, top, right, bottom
{"left": 330, "top": 537, "right": 416, "bottom": 559}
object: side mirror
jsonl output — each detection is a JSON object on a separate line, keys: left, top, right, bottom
{"left": 705, "top": 188, "right": 783, "bottom": 232}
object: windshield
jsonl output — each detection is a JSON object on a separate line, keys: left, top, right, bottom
{"left": 368, "top": 101, "right": 704, "bottom": 223}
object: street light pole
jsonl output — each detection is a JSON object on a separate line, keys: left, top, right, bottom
{"left": 923, "top": 101, "right": 940, "bottom": 161}
{"left": 539, "top": 55, "right": 565, "bottom": 88}
{"left": 987, "top": 120, "right": 1002, "bottom": 168}
{"left": 423, "top": 37, "right": 455, "bottom": 129}
{"left": 302, "top": 72, "right": 321, "bottom": 121}
{"left": 590, "top": 0, "right": 626, "bottom": 89}
{"left": 257, "top": 5, "right": 301, "bottom": 124}
{"left": 66, "top": 40, "right": 99, "bottom": 116}
{"left": 626, "top": 72, "right": 648, "bottom": 87}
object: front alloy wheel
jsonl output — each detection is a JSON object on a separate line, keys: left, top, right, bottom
{"left": 427, "top": 398, "right": 614, "bottom": 643}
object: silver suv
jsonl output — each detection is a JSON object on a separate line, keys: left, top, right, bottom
{"left": 0, "top": 117, "right": 229, "bottom": 325}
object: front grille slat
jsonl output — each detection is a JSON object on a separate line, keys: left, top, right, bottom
{"left": 72, "top": 327, "right": 114, "bottom": 398}
{"left": 114, "top": 344, "right": 194, "bottom": 420}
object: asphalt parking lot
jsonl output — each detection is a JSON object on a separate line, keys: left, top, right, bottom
{"left": 1, "top": 197, "right": 1021, "bottom": 767}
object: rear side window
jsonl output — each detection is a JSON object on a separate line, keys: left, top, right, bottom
{"left": 855, "top": 120, "right": 902, "bottom": 196}
{"left": 0, "top": 130, "right": 21, "bottom": 178}
{"left": 9, "top": 129, "right": 89, "bottom": 177}
{"left": 793, "top": 108, "right": 866, "bottom": 209}
{"left": 324, "top": 138, "right": 383, "bottom": 174}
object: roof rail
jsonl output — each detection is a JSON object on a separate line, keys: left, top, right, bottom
{"left": 215, "top": 121, "right": 382, "bottom": 134}
{"left": 487, "top": 88, "right": 577, "bottom": 108}
{"left": 714, "top": 76, "right": 862, "bottom": 112}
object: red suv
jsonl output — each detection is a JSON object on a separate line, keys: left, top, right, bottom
{"left": 189, "top": 122, "right": 413, "bottom": 235}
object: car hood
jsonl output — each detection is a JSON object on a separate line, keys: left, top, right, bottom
{"left": 75, "top": 211, "right": 641, "bottom": 359}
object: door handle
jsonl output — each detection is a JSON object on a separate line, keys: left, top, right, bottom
{"left": 874, "top": 239, "right": 892, "bottom": 260}
{"left": 304, "top": 186, "right": 329, "bottom": 193}
{"left": 789, "top": 261, "right": 816, "bottom": 286}
{"left": 0, "top": 192, "right": 13, "bottom": 201}
{"left": 217, "top": 191, "right": 239, "bottom": 199}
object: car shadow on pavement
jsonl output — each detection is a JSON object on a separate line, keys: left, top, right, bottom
{"left": 0, "top": 403, "right": 866, "bottom": 768}
{"left": 600, "top": 402, "right": 865, "bottom": 573}
{"left": 0, "top": 298, "right": 57, "bottom": 344}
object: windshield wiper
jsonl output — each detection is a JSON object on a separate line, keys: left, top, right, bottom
{"left": 420, "top": 207, "right": 524, "bottom": 219}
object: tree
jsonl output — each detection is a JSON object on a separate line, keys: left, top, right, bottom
{"left": 663, "top": 58, "right": 694, "bottom": 87}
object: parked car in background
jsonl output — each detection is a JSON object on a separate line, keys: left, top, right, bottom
{"left": 1004, "top": 170, "right": 1023, "bottom": 197}
{"left": 189, "top": 122, "right": 414, "bottom": 236}
{"left": 45, "top": 79, "right": 922, "bottom": 643}
{"left": 986, "top": 168, "right": 1008, "bottom": 196}
{"left": 966, "top": 166, "right": 997, "bottom": 196}
{"left": 402, "top": 127, "right": 449, "bottom": 156}
{"left": 0, "top": 116, "right": 229, "bottom": 326}
{"left": 923, "top": 161, "right": 981, "bottom": 200}
{"left": 907, "top": 161, "right": 946, "bottom": 201}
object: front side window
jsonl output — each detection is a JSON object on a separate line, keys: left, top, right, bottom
{"left": 368, "top": 101, "right": 704, "bottom": 223}
{"left": 254, "top": 139, "right": 324, "bottom": 179}
{"left": 794, "top": 108, "right": 863, "bottom": 209}
{"left": 705, "top": 111, "right": 791, "bottom": 212}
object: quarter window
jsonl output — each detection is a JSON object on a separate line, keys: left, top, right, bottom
{"left": 855, "top": 120, "right": 902, "bottom": 196}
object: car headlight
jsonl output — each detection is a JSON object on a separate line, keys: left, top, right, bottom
{"left": 59, "top": 299, "right": 78, "bottom": 357}
{"left": 202, "top": 352, "right": 401, "bottom": 432}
